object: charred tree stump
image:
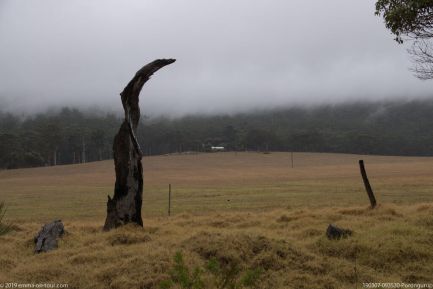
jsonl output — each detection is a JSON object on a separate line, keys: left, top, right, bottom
{"left": 103, "top": 59, "right": 175, "bottom": 231}
{"left": 359, "top": 160, "right": 377, "bottom": 208}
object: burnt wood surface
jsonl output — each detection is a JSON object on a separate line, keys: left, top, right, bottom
{"left": 104, "top": 59, "right": 175, "bottom": 231}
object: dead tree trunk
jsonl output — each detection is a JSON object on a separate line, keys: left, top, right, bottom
{"left": 359, "top": 160, "right": 377, "bottom": 208}
{"left": 103, "top": 59, "right": 175, "bottom": 231}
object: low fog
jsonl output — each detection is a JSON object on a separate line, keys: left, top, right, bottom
{"left": 1, "top": 0, "right": 433, "bottom": 116}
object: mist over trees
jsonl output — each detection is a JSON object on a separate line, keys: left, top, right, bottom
{"left": 0, "top": 108, "right": 119, "bottom": 169}
{"left": 2, "top": 100, "right": 433, "bottom": 169}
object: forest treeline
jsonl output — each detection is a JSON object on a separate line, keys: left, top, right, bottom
{"left": 1, "top": 100, "right": 433, "bottom": 169}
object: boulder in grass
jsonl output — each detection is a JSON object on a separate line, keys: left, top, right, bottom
{"left": 326, "top": 224, "right": 352, "bottom": 240}
{"left": 34, "top": 220, "right": 65, "bottom": 253}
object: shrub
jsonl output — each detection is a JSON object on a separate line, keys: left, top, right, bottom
{"left": 160, "top": 251, "right": 204, "bottom": 289}
{"left": 160, "top": 251, "right": 262, "bottom": 289}
{"left": 0, "top": 201, "right": 12, "bottom": 236}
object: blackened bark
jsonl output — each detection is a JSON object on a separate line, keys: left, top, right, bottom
{"left": 359, "top": 160, "right": 377, "bottom": 208}
{"left": 103, "top": 59, "right": 175, "bottom": 231}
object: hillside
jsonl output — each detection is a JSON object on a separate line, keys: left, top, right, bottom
{"left": 5, "top": 100, "right": 433, "bottom": 170}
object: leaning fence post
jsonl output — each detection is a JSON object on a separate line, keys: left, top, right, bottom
{"left": 359, "top": 160, "right": 377, "bottom": 208}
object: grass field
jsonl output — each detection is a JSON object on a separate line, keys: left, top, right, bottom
{"left": 1, "top": 152, "right": 433, "bottom": 288}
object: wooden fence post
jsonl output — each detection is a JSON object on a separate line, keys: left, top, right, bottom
{"left": 291, "top": 152, "right": 294, "bottom": 168}
{"left": 359, "top": 160, "right": 377, "bottom": 208}
{"left": 168, "top": 184, "right": 171, "bottom": 216}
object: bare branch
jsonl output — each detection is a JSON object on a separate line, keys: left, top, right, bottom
{"left": 408, "top": 39, "right": 433, "bottom": 79}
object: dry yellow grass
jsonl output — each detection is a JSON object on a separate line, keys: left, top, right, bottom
{"left": 0, "top": 152, "right": 433, "bottom": 288}
{"left": 1, "top": 152, "right": 433, "bottom": 221}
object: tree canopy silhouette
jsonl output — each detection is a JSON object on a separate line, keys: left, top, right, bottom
{"left": 376, "top": 0, "right": 433, "bottom": 79}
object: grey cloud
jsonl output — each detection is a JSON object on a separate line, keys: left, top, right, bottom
{"left": 1, "top": 0, "right": 432, "bottom": 116}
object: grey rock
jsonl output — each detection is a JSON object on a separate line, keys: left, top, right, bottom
{"left": 34, "top": 220, "right": 64, "bottom": 253}
{"left": 326, "top": 224, "right": 352, "bottom": 240}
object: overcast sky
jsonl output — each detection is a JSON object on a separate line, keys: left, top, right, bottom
{"left": 1, "top": 0, "right": 433, "bottom": 116}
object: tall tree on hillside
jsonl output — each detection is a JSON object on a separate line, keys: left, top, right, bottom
{"left": 90, "top": 129, "right": 106, "bottom": 161}
{"left": 223, "top": 125, "right": 238, "bottom": 150}
{"left": 376, "top": 1, "right": 433, "bottom": 79}
{"left": 37, "top": 122, "right": 62, "bottom": 166}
